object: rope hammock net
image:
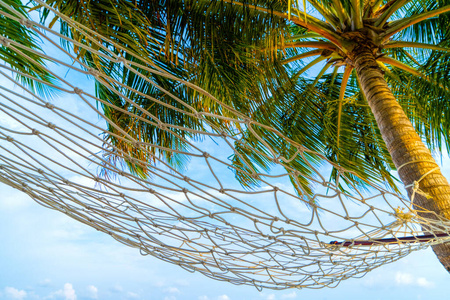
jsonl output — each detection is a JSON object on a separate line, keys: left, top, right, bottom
{"left": 1, "top": 0, "right": 450, "bottom": 290}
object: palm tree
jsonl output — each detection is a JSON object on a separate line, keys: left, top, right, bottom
{"left": 34, "top": 0, "right": 450, "bottom": 273}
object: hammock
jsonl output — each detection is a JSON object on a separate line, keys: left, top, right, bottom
{"left": 0, "top": 0, "right": 448, "bottom": 290}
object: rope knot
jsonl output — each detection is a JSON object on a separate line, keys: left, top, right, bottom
{"left": 412, "top": 181, "right": 421, "bottom": 193}
{"left": 0, "top": 36, "right": 10, "bottom": 47}
{"left": 88, "top": 68, "right": 100, "bottom": 77}
{"left": 394, "top": 206, "right": 416, "bottom": 222}
{"left": 398, "top": 161, "right": 440, "bottom": 202}
{"left": 45, "top": 102, "right": 55, "bottom": 109}
{"left": 116, "top": 57, "right": 127, "bottom": 64}
{"left": 406, "top": 180, "right": 433, "bottom": 199}
{"left": 19, "top": 19, "right": 33, "bottom": 28}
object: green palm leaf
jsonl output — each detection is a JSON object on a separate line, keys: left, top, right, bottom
{"left": 1, "top": 0, "right": 55, "bottom": 97}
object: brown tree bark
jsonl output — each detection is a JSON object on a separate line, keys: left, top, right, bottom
{"left": 350, "top": 45, "right": 450, "bottom": 271}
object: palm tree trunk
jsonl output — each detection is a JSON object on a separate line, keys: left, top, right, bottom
{"left": 351, "top": 45, "right": 450, "bottom": 271}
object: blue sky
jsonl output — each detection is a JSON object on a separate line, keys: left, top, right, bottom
{"left": 2, "top": 7, "right": 450, "bottom": 300}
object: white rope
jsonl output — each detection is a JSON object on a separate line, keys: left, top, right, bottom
{"left": 404, "top": 167, "right": 440, "bottom": 200}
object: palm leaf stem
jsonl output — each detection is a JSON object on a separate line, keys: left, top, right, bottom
{"left": 351, "top": 0, "right": 363, "bottom": 30}
{"left": 286, "top": 32, "right": 323, "bottom": 41}
{"left": 331, "top": 0, "right": 350, "bottom": 28}
{"left": 378, "top": 56, "right": 423, "bottom": 77}
{"left": 311, "top": 61, "right": 333, "bottom": 87}
{"left": 372, "top": 0, "right": 385, "bottom": 12}
{"left": 302, "top": 0, "right": 307, "bottom": 23}
{"left": 384, "top": 41, "right": 450, "bottom": 52}
{"left": 376, "top": 61, "right": 391, "bottom": 75}
{"left": 379, "top": 56, "right": 447, "bottom": 91}
{"left": 277, "top": 41, "right": 337, "bottom": 51}
{"left": 328, "top": 66, "right": 339, "bottom": 97}
{"left": 282, "top": 49, "right": 323, "bottom": 64}
{"left": 377, "top": 61, "right": 407, "bottom": 85}
{"left": 291, "top": 56, "right": 326, "bottom": 77}
{"left": 374, "top": 0, "right": 410, "bottom": 27}
{"left": 403, "top": 51, "right": 421, "bottom": 67}
{"left": 288, "top": 0, "right": 292, "bottom": 19}
{"left": 383, "top": 5, "right": 450, "bottom": 41}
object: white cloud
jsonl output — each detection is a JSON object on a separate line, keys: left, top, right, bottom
{"left": 50, "top": 283, "right": 77, "bottom": 300}
{"left": 164, "top": 297, "right": 177, "bottom": 300}
{"left": 0, "top": 188, "right": 34, "bottom": 211}
{"left": 395, "top": 272, "right": 414, "bottom": 285}
{"left": 110, "top": 285, "right": 123, "bottom": 293}
{"left": 266, "top": 294, "right": 276, "bottom": 300}
{"left": 154, "top": 280, "right": 166, "bottom": 287}
{"left": 4, "top": 287, "right": 27, "bottom": 300}
{"left": 362, "top": 273, "right": 386, "bottom": 288}
{"left": 62, "top": 283, "right": 77, "bottom": 300}
{"left": 417, "top": 277, "right": 434, "bottom": 288}
{"left": 395, "top": 272, "right": 434, "bottom": 288}
{"left": 0, "top": 112, "right": 26, "bottom": 130}
{"left": 281, "top": 291, "right": 297, "bottom": 299}
{"left": 174, "top": 279, "right": 189, "bottom": 287}
{"left": 198, "top": 296, "right": 209, "bottom": 300}
{"left": 164, "top": 287, "right": 180, "bottom": 294}
{"left": 217, "top": 295, "right": 230, "bottom": 300}
{"left": 39, "top": 279, "right": 52, "bottom": 287}
{"left": 87, "top": 285, "right": 98, "bottom": 299}
{"left": 126, "top": 292, "right": 140, "bottom": 299}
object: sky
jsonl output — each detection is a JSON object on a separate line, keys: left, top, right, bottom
{"left": 2, "top": 6, "right": 450, "bottom": 300}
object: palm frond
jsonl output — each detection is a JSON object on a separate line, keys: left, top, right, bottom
{"left": 1, "top": 0, "right": 56, "bottom": 98}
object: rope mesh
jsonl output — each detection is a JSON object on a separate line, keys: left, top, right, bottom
{"left": 0, "top": 0, "right": 449, "bottom": 290}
